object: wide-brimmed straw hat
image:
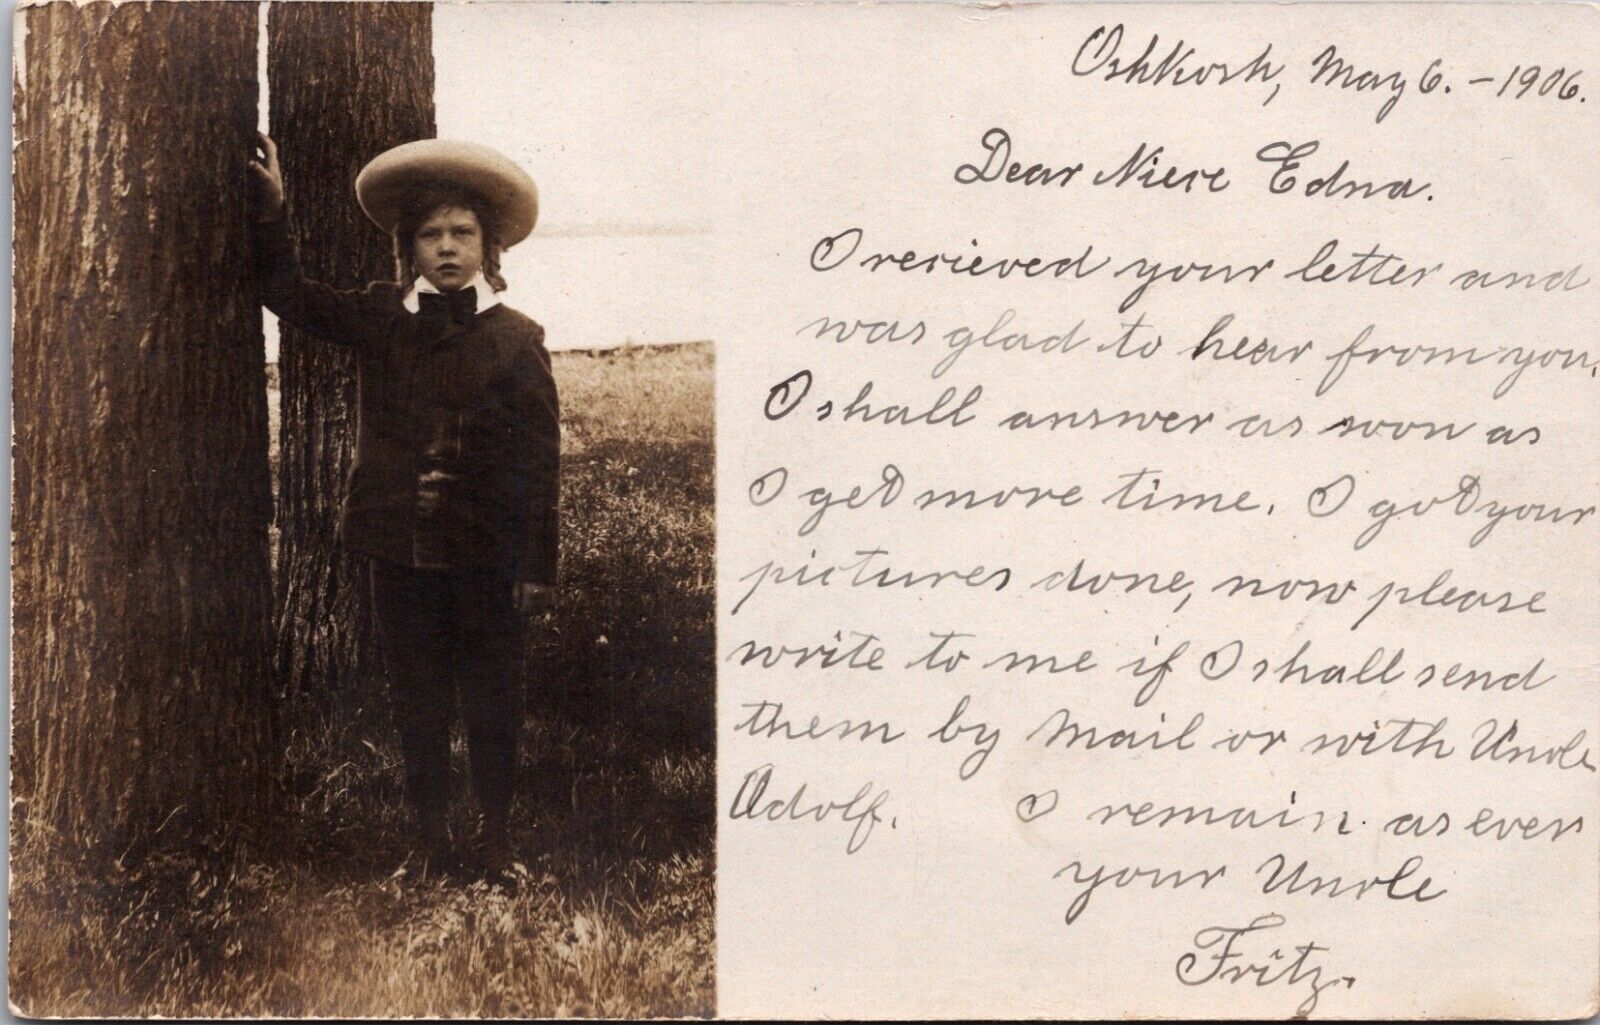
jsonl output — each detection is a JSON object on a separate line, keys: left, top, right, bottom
{"left": 356, "top": 139, "right": 539, "bottom": 247}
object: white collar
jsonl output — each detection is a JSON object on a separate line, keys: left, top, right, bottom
{"left": 402, "top": 272, "right": 502, "bottom": 315}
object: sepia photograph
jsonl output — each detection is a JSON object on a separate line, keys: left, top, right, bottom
{"left": 13, "top": 0, "right": 1600, "bottom": 1020}
{"left": 11, "top": 1, "right": 715, "bottom": 1016}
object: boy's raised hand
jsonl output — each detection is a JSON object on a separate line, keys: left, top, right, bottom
{"left": 248, "top": 132, "right": 286, "bottom": 222}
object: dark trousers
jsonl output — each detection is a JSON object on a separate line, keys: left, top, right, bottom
{"left": 369, "top": 558, "right": 525, "bottom": 832}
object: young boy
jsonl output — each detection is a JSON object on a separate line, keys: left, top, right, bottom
{"left": 249, "top": 134, "right": 559, "bottom": 881}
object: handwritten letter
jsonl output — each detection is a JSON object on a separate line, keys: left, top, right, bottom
{"left": 712, "top": 5, "right": 1599, "bottom": 1018}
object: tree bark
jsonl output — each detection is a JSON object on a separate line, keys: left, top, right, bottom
{"left": 13, "top": 2, "right": 276, "bottom": 846}
{"left": 267, "top": 3, "right": 435, "bottom": 711}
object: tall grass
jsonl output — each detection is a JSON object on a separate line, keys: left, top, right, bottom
{"left": 10, "top": 342, "right": 716, "bottom": 1017}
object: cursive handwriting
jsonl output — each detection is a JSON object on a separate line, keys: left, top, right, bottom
{"left": 728, "top": 764, "right": 894, "bottom": 854}
{"left": 1175, "top": 914, "right": 1355, "bottom": 1016}
{"left": 733, "top": 548, "right": 1011, "bottom": 615}
{"left": 1056, "top": 858, "right": 1227, "bottom": 925}
{"left": 734, "top": 700, "right": 904, "bottom": 744}
{"left": 1072, "top": 24, "right": 1285, "bottom": 105}
{"left": 1256, "top": 852, "right": 1447, "bottom": 902}
{"left": 1256, "top": 138, "right": 1431, "bottom": 200}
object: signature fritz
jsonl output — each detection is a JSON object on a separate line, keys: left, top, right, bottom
{"left": 1175, "top": 913, "right": 1355, "bottom": 1017}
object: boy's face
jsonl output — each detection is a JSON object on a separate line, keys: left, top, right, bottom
{"left": 413, "top": 205, "right": 485, "bottom": 292}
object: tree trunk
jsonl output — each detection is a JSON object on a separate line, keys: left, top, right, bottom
{"left": 267, "top": 3, "right": 435, "bottom": 712}
{"left": 12, "top": 2, "right": 276, "bottom": 847}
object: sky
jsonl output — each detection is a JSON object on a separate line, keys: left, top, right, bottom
{"left": 265, "top": 3, "right": 716, "bottom": 356}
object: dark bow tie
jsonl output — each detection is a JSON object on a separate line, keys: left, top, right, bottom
{"left": 418, "top": 287, "right": 477, "bottom": 326}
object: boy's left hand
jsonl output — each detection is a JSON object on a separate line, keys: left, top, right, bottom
{"left": 514, "top": 582, "right": 555, "bottom": 616}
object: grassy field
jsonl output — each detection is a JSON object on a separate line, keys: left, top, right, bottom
{"left": 10, "top": 342, "right": 716, "bottom": 1017}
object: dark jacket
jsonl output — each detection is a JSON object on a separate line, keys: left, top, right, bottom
{"left": 256, "top": 216, "right": 560, "bottom": 585}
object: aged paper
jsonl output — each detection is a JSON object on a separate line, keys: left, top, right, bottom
{"left": 712, "top": 3, "right": 1599, "bottom": 1018}
{"left": 10, "top": 0, "right": 1598, "bottom": 1018}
